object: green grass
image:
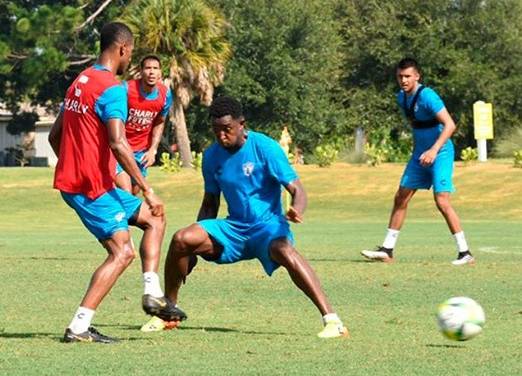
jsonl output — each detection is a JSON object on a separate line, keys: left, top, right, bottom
{"left": 0, "top": 163, "right": 521, "bottom": 375}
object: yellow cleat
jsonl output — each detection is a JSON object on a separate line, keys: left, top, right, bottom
{"left": 317, "top": 322, "right": 350, "bottom": 339}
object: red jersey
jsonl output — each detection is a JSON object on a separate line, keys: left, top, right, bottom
{"left": 53, "top": 65, "right": 127, "bottom": 199}
{"left": 125, "top": 79, "right": 170, "bottom": 151}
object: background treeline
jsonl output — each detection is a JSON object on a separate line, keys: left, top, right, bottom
{"left": 1, "top": 0, "right": 521, "bottom": 161}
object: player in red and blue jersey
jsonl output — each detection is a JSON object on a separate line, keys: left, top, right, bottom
{"left": 116, "top": 55, "right": 173, "bottom": 195}
{"left": 361, "top": 58, "right": 474, "bottom": 266}
{"left": 150, "top": 96, "right": 348, "bottom": 339}
{"left": 49, "top": 22, "right": 177, "bottom": 343}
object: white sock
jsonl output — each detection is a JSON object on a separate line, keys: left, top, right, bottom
{"left": 68, "top": 307, "right": 95, "bottom": 334}
{"left": 453, "top": 231, "right": 469, "bottom": 253}
{"left": 322, "top": 313, "right": 341, "bottom": 325}
{"left": 143, "top": 272, "right": 163, "bottom": 298}
{"left": 383, "top": 228, "right": 400, "bottom": 249}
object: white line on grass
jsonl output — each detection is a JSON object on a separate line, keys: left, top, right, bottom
{"left": 477, "top": 246, "right": 522, "bottom": 255}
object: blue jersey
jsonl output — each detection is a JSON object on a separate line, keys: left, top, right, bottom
{"left": 202, "top": 131, "right": 298, "bottom": 224}
{"left": 397, "top": 85, "right": 453, "bottom": 156}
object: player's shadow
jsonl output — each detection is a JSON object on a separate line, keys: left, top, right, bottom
{"left": 425, "top": 343, "right": 465, "bottom": 349}
{"left": 0, "top": 331, "right": 146, "bottom": 342}
{"left": 102, "top": 323, "right": 294, "bottom": 336}
{"left": 0, "top": 332, "right": 59, "bottom": 340}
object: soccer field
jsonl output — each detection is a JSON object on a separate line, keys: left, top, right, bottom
{"left": 0, "top": 163, "right": 521, "bottom": 375}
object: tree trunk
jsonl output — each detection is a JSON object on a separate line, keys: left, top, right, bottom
{"left": 171, "top": 99, "right": 192, "bottom": 167}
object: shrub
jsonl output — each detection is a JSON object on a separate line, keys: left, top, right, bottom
{"left": 191, "top": 151, "right": 203, "bottom": 171}
{"left": 312, "top": 144, "right": 338, "bottom": 167}
{"left": 514, "top": 150, "right": 522, "bottom": 168}
{"left": 364, "top": 143, "right": 388, "bottom": 166}
{"left": 460, "top": 147, "right": 478, "bottom": 164}
{"left": 159, "top": 152, "right": 182, "bottom": 173}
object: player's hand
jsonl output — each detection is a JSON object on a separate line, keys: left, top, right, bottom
{"left": 419, "top": 148, "right": 438, "bottom": 167}
{"left": 143, "top": 189, "right": 164, "bottom": 217}
{"left": 286, "top": 206, "right": 303, "bottom": 224}
{"left": 142, "top": 150, "right": 157, "bottom": 168}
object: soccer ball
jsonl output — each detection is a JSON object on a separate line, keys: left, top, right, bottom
{"left": 437, "top": 297, "right": 485, "bottom": 341}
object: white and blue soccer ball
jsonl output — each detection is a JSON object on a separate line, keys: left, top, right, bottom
{"left": 437, "top": 297, "right": 485, "bottom": 341}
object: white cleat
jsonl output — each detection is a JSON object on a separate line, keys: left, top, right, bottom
{"left": 451, "top": 252, "right": 475, "bottom": 266}
{"left": 361, "top": 246, "right": 394, "bottom": 263}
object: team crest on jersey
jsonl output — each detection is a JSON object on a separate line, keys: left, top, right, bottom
{"left": 242, "top": 162, "right": 254, "bottom": 176}
{"left": 114, "top": 212, "right": 125, "bottom": 222}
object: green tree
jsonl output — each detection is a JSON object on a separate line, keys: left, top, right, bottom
{"left": 0, "top": 0, "right": 127, "bottom": 132}
{"left": 209, "top": 0, "right": 348, "bottom": 154}
{"left": 122, "top": 0, "right": 231, "bottom": 167}
{"left": 337, "top": 0, "right": 522, "bottom": 152}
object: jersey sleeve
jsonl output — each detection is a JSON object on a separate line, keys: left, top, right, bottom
{"left": 264, "top": 137, "right": 298, "bottom": 186}
{"left": 95, "top": 84, "right": 128, "bottom": 124}
{"left": 422, "top": 88, "right": 445, "bottom": 116}
{"left": 160, "top": 88, "right": 173, "bottom": 117}
{"left": 202, "top": 149, "right": 221, "bottom": 195}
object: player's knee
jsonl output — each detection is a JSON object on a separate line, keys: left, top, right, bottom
{"left": 394, "top": 193, "right": 409, "bottom": 209}
{"left": 171, "top": 228, "right": 193, "bottom": 252}
{"left": 114, "top": 242, "right": 136, "bottom": 267}
{"left": 435, "top": 197, "right": 451, "bottom": 213}
{"left": 142, "top": 210, "right": 166, "bottom": 231}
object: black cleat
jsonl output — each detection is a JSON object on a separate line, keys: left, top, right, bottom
{"left": 142, "top": 295, "right": 188, "bottom": 322}
{"left": 158, "top": 297, "right": 188, "bottom": 322}
{"left": 142, "top": 294, "right": 169, "bottom": 316}
{"left": 62, "top": 326, "right": 118, "bottom": 344}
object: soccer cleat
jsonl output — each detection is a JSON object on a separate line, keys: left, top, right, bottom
{"left": 451, "top": 251, "right": 475, "bottom": 266}
{"left": 317, "top": 321, "right": 349, "bottom": 339}
{"left": 142, "top": 294, "right": 169, "bottom": 316}
{"left": 149, "top": 296, "right": 188, "bottom": 322}
{"left": 140, "top": 316, "right": 180, "bottom": 332}
{"left": 62, "top": 326, "right": 118, "bottom": 344}
{"left": 361, "top": 246, "right": 394, "bottom": 262}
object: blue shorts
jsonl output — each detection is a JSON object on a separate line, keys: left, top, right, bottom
{"left": 400, "top": 149, "right": 455, "bottom": 193}
{"left": 116, "top": 150, "right": 148, "bottom": 177}
{"left": 61, "top": 188, "right": 142, "bottom": 241}
{"left": 197, "top": 216, "right": 294, "bottom": 276}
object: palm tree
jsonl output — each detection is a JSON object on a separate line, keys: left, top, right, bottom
{"left": 122, "top": 0, "right": 231, "bottom": 166}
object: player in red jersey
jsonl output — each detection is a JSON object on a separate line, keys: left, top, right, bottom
{"left": 49, "top": 22, "right": 175, "bottom": 343}
{"left": 115, "top": 55, "right": 173, "bottom": 195}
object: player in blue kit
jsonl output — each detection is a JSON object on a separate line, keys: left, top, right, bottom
{"left": 154, "top": 96, "right": 348, "bottom": 338}
{"left": 362, "top": 58, "right": 474, "bottom": 265}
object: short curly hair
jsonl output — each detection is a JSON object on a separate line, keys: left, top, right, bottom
{"left": 209, "top": 96, "right": 243, "bottom": 119}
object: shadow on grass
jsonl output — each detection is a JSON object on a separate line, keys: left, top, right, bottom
{"left": 0, "top": 332, "right": 59, "bottom": 340}
{"left": 425, "top": 343, "right": 465, "bottom": 349}
{"left": 96, "top": 323, "right": 294, "bottom": 336}
{"left": 0, "top": 331, "right": 149, "bottom": 343}
{"left": 308, "top": 258, "right": 369, "bottom": 262}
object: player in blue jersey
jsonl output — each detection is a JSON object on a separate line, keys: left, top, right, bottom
{"left": 361, "top": 58, "right": 474, "bottom": 265}
{"left": 154, "top": 96, "right": 347, "bottom": 338}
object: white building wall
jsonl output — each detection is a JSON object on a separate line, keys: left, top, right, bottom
{"left": 34, "top": 122, "right": 57, "bottom": 166}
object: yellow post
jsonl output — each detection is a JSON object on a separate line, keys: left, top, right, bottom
{"left": 279, "top": 126, "right": 292, "bottom": 212}
{"left": 473, "top": 101, "right": 494, "bottom": 162}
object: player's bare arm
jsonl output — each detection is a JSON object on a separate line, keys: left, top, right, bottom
{"left": 107, "top": 118, "right": 164, "bottom": 216}
{"left": 48, "top": 111, "right": 64, "bottom": 156}
{"left": 419, "top": 108, "right": 456, "bottom": 166}
{"left": 285, "top": 179, "right": 307, "bottom": 223}
{"left": 143, "top": 115, "right": 166, "bottom": 167}
{"left": 197, "top": 192, "right": 220, "bottom": 221}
